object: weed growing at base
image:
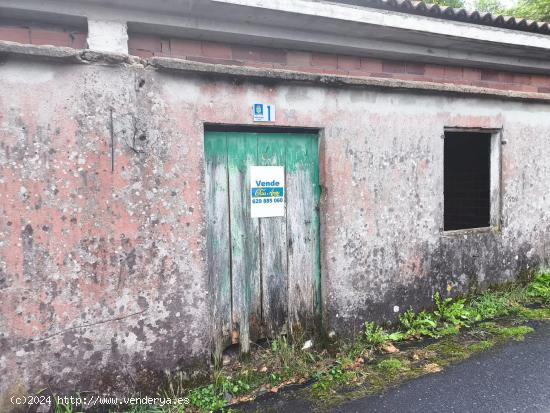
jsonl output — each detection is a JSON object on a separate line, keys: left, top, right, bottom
{"left": 110, "top": 269, "right": 550, "bottom": 412}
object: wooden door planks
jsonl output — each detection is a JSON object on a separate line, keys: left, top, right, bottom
{"left": 206, "top": 131, "right": 320, "bottom": 356}
{"left": 285, "top": 135, "right": 321, "bottom": 335}
{"left": 227, "top": 134, "right": 261, "bottom": 354}
{"left": 258, "top": 135, "right": 288, "bottom": 338}
{"left": 204, "top": 132, "right": 232, "bottom": 362}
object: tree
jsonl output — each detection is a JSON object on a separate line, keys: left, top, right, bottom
{"left": 474, "top": 0, "right": 506, "bottom": 14}
{"left": 509, "top": 0, "right": 550, "bottom": 21}
{"left": 429, "top": 0, "right": 466, "bottom": 7}
{"left": 426, "top": 0, "right": 550, "bottom": 21}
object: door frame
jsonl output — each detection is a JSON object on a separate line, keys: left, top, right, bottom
{"left": 203, "top": 124, "right": 324, "bottom": 360}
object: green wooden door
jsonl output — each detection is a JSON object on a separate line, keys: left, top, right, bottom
{"left": 205, "top": 131, "right": 320, "bottom": 357}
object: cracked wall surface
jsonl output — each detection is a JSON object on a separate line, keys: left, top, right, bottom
{"left": 0, "top": 56, "right": 549, "bottom": 404}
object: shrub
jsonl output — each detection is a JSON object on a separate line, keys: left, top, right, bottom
{"left": 399, "top": 309, "right": 439, "bottom": 338}
{"left": 363, "top": 322, "right": 404, "bottom": 347}
{"left": 527, "top": 270, "right": 550, "bottom": 303}
{"left": 469, "top": 291, "right": 511, "bottom": 320}
{"left": 434, "top": 292, "right": 474, "bottom": 328}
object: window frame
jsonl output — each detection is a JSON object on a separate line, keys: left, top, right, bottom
{"left": 441, "top": 127, "right": 502, "bottom": 236}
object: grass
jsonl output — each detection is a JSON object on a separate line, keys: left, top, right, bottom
{"left": 376, "top": 358, "right": 403, "bottom": 374}
{"left": 46, "top": 268, "right": 550, "bottom": 412}
{"left": 527, "top": 271, "right": 550, "bottom": 304}
{"left": 467, "top": 340, "right": 494, "bottom": 352}
{"left": 478, "top": 323, "right": 535, "bottom": 341}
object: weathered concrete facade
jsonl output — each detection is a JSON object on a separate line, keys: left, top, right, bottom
{"left": 1, "top": 0, "right": 550, "bottom": 406}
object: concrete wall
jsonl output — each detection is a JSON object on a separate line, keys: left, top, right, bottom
{"left": 1, "top": 55, "right": 550, "bottom": 404}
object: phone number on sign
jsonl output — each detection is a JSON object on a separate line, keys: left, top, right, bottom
{"left": 252, "top": 197, "right": 284, "bottom": 204}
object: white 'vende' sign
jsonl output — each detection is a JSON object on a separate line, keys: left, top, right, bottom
{"left": 250, "top": 166, "right": 285, "bottom": 218}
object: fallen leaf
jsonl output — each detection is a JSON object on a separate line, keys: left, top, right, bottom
{"left": 381, "top": 342, "right": 399, "bottom": 353}
{"left": 260, "top": 366, "right": 268, "bottom": 372}
{"left": 424, "top": 363, "right": 442, "bottom": 373}
{"left": 353, "top": 357, "right": 365, "bottom": 368}
{"left": 410, "top": 349, "right": 436, "bottom": 361}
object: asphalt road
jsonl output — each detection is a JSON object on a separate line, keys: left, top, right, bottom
{"left": 332, "top": 320, "right": 550, "bottom": 413}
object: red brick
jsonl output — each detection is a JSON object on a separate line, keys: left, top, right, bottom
{"left": 232, "top": 45, "right": 262, "bottom": 61}
{"left": 129, "top": 48, "right": 154, "bottom": 58}
{"left": 513, "top": 74, "right": 531, "bottom": 85}
{"left": 30, "top": 29, "right": 71, "bottom": 47}
{"left": 160, "top": 39, "right": 170, "bottom": 55}
{"left": 462, "top": 68, "right": 481, "bottom": 81}
{"left": 259, "top": 48, "right": 286, "bottom": 64}
{"left": 337, "top": 55, "right": 360, "bottom": 70}
{"left": 444, "top": 66, "right": 462, "bottom": 80}
{"left": 424, "top": 64, "right": 445, "bottom": 78}
{"left": 0, "top": 26, "right": 30, "bottom": 43}
{"left": 201, "top": 41, "right": 232, "bottom": 59}
{"left": 231, "top": 45, "right": 286, "bottom": 64}
{"left": 311, "top": 52, "right": 337, "bottom": 69}
{"left": 480, "top": 69, "right": 499, "bottom": 81}
{"left": 539, "top": 86, "right": 550, "bottom": 93}
{"left": 169, "top": 38, "right": 202, "bottom": 57}
{"left": 128, "top": 34, "right": 162, "bottom": 53}
{"left": 382, "top": 61, "right": 406, "bottom": 73}
{"left": 406, "top": 63, "right": 425, "bottom": 75}
{"left": 530, "top": 75, "right": 550, "bottom": 87}
{"left": 287, "top": 51, "right": 311, "bottom": 67}
{"left": 498, "top": 72, "right": 514, "bottom": 83}
{"left": 70, "top": 32, "right": 87, "bottom": 49}
{"left": 518, "top": 84, "right": 538, "bottom": 93}
{"left": 360, "top": 57, "right": 383, "bottom": 73}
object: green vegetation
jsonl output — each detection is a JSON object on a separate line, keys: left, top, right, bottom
{"left": 467, "top": 340, "right": 494, "bottom": 352}
{"left": 527, "top": 271, "right": 550, "bottom": 304}
{"left": 469, "top": 291, "right": 512, "bottom": 320}
{"left": 518, "top": 306, "right": 550, "bottom": 319}
{"left": 168, "top": 268, "right": 548, "bottom": 411}
{"left": 53, "top": 401, "right": 83, "bottom": 413}
{"left": 430, "top": 0, "right": 466, "bottom": 8}
{"left": 479, "top": 323, "right": 535, "bottom": 341}
{"left": 474, "top": 0, "right": 506, "bottom": 14}
{"left": 376, "top": 358, "right": 403, "bottom": 374}
{"left": 509, "top": 0, "right": 550, "bottom": 21}
{"left": 363, "top": 322, "right": 405, "bottom": 347}
{"left": 400, "top": 309, "right": 440, "bottom": 338}
{"left": 44, "top": 269, "right": 550, "bottom": 412}
{"left": 427, "top": 0, "right": 550, "bottom": 22}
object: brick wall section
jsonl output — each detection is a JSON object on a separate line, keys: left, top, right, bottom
{"left": 0, "top": 22, "right": 86, "bottom": 48}
{"left": 128, "top": 33, "right": 550, "bottom": 94}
